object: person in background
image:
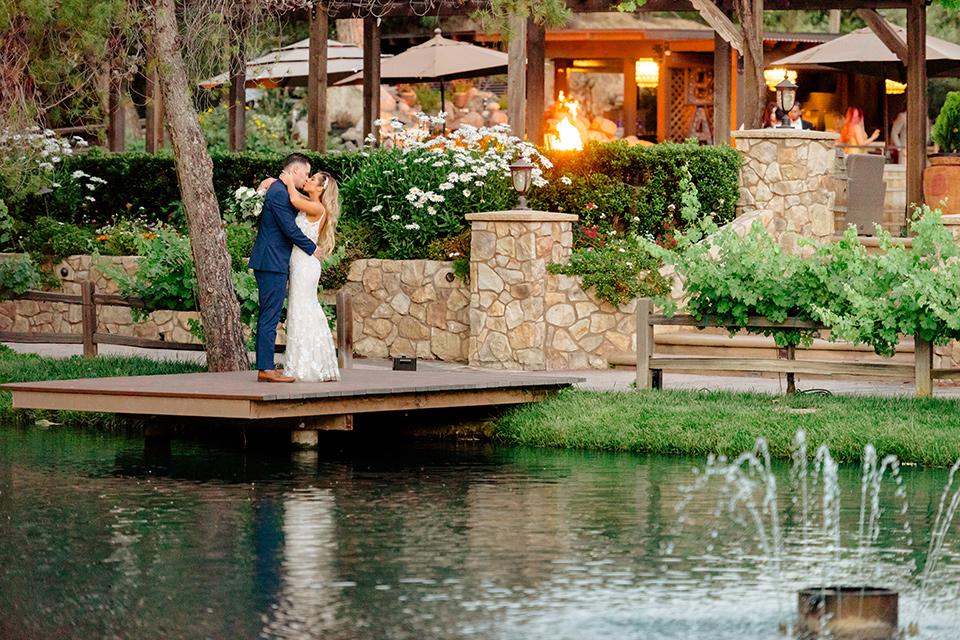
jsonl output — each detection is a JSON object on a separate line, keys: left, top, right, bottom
{"left": 839, "top": 106, "right": 880, "bottom": 154}
{"left": 763, "top": 101, "right": 779, "bottom": 128}
{"left": 787, "top": 102, "right": 814, "bottom": 130}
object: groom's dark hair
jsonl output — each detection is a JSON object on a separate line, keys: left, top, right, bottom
{"left": 283, "top": 152, "right": 310, "bottom": 171}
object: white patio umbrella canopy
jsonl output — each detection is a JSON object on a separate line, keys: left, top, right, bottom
{"left": 199, "top": 39, "right": 384, "bottom": 89}
{"left": 771, "top": 23, "right": 960, "bottom": 81}
{"left": 337, "top": 29, "right": 509, "bottom": 85}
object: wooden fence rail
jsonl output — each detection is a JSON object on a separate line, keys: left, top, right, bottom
{"left": 634, "top": 297, "right": 960, "bottom": 398}
{"left": 0, "top": 281, "right": 353, "bottom": 368}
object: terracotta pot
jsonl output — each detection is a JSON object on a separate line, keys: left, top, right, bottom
{"left": 453, "top": 92, "right": 469, "bottom": 108}
{"left": 923, "top": 154, "right": 960, "bottom": 214}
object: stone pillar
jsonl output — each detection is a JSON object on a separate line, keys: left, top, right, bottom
{"left": 466, "top": 210, "right": 577, "bottom": 370}
{"left": 732, "top": 129, "right": 839, "bottom": 251}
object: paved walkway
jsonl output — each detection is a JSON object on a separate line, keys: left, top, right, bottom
{"left": 5, "top": 342, "right": 960, "bottom": 398}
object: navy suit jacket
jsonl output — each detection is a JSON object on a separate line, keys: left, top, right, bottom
{"left": 248, "top": 180, "right": 318, "bottom": 274}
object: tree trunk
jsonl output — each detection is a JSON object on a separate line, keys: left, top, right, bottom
{"left": 150, "top": 0, "right": 248, "bottom": 372}
{"left": 734, "top": 0, "right": 765, "bottom": 129}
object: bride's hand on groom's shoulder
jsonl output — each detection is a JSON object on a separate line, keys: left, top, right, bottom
{"left": 279, "top": 170, "right": 293, "bottom": 187}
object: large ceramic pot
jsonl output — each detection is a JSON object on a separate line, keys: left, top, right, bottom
{"left": 923, "top": 154, "right": 960, "bottom": 214}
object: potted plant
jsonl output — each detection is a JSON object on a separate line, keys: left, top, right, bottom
{"left": 925, "top": 91, "right": 960, "bottom": 215}
{"left": 452, "top": 79, "right": 472, "bottom": 108}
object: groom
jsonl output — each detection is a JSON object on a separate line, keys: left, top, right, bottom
{"left": 249, "top": 153, "right": 325, "bottom": 383}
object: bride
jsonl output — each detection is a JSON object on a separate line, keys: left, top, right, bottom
{"left": 259, "top": 170, "right": 341, "bottom": 382}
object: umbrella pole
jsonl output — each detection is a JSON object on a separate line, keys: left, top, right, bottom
{"left": 440, "top": 80, "right": 446, "bottom": 134}
{"left": 883, "top": 72, "right": 890, "bottom": 162}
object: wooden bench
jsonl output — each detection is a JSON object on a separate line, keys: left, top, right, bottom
{"left": 632, "top": 298, "right": 960, "bottom": 398}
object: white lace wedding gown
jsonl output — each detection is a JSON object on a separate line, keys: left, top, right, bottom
{"left": 285, "top": 213, "right": 340, "bottom": 382}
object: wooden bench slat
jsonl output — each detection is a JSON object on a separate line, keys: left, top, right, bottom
{"left": 648, "top": 356, "right": 915, "bottom": 377}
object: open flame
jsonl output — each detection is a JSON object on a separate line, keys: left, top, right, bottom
{"left": 547, "top": 91, "right": 584, "bottom": 151}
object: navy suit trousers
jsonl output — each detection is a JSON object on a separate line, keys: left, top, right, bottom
{"left": 254, "top": 270, "right": 288, "bottom": 371}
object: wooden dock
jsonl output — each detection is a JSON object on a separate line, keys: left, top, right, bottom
{"left": 3, "top": 367, "right": 583, "bottom": 434}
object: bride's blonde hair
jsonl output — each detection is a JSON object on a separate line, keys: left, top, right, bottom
{"left": 316, "top": 172, "right": 340, "bottom": 257}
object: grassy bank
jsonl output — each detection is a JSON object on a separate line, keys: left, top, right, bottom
{"left": 495, "top": 389, "right": 960, "bottom": 467}
{"left": 0, "top": 346, "right": 206, "bottom": 427}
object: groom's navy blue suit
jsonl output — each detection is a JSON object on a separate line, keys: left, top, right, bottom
{"left": 249, "top": 180, "right": 317, "bottom": 371}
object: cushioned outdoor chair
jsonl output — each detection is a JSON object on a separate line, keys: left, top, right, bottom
{"left": 844, "top": 153, "right": 887, "bottom": 236}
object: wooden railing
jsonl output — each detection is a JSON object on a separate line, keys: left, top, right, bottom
{"left": 634, "top": 298, "right": 960, "bottom": 398}
{"left": 1, "top": 281, "right": 354, "bottom": 368}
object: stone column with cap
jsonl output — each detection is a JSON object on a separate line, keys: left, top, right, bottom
{"left": 466, "top": 210, "right": 577, "bottom": 370}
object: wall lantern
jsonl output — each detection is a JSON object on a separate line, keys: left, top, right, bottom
{"left": 776, "top": 77, "right": 798, "bottom": 128}
{"left": 635, "top": 59, "right": 660, "bottom": 89}
{"left": 764, "top": 68, "right": 797, "bottom": 91}
{"left": 510, "top": 157, "right": 534, "bottom": 210}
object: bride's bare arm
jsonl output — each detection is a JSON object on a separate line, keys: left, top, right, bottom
{"left": 257, "top": 177, "right": 276, "bottom": 192}
{"left": 278, "top": 173, "right": 326, "bottom": 224}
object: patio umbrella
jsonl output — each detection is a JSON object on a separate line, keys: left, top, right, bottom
{"left": 336, "top": 28, "right": 509, "bottom": 114}
{"left": 771, "top": 24, "right": 960, "bottom": 82}
{"left": 199, "top": 39, "right": 387, "bottom": 89}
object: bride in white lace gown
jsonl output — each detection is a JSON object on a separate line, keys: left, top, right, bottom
{"left": 265, "top": 170, "right": 341, "bottom": 382}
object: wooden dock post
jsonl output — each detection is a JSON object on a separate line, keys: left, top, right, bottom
{"left": 915, "top": 336, "right": 932, "bottom": 398}
{"left": 81, "top": 280, "right": 98, "bottom": 358}
{"left": 336, "top": 291, "right": 353, "bottom": 369}
{"left": 635, "top": 298, "right": 653, "bottom": 390}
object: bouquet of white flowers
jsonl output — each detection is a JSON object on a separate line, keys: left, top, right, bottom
{"left": 232, "top": 186, "right": 264, "bottom": 219}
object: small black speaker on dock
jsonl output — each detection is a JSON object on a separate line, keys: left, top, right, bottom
{"left": 393, "top": 356, "right": 417, "bottom": 371}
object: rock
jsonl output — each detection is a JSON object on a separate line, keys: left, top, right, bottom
{"left": 380, "top": 86, "right": 396, "bottom": 112}
{"left": 458, "top": 111, "right": 484, "bottom": 129}
{"left": 490, "top": 111, "right": 509, "bottom": 126}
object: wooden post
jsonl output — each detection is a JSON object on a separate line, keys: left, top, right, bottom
{"left": 307, "top": 3, "right": 328, "bottom": 153}
{"left": 227, "top": 7, "right": 247, "bottom": 153}
{"left": 507, "top": 15, "right": 526, "bottom": 140}
{"left": 361, "top": 15, "right": 381, "bottom": 144}
{"left": 786, "top": 343, "right": 796, "bottom": 395}
{"left": 915, "top": 336, "right": 933, "bottom": 398}
{"left": 623, "top": 57, "right": 638, "bottom": 138}
{"left": 635, "top": 298, "right": 653, "bottom": 390}
{"left": 81, "top": 281, "right": 98, "bottom": 358}
{"left": 144, "top": 49, "right": 164, "bottom": 154}
{"left": 525, "top": 16, "right": 545, "bottom": 145}
{"left": 554, "top": 60, "right": 569, "bottom": 101}
{"left": 336, "top": 290, "right": 353, "bottom": 369}
{"left": 906, "top": 0, "right": 927, "bottom": 219}
{"left": 713, "top": 28, "right": 732, "bottom": 146}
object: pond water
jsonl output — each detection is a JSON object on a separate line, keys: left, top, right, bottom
{"left": 2, "top": 425, "right": 960, "bottom": 639}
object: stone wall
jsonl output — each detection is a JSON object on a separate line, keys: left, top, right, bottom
{"left": 0, "top": 254, "right": 200, "bottom": 342}
{"left": 337, "top": 259, "right": 470, "bottom": 362}
{"left": 733, "top": 129, "right": 838, "bottom": 252}
{"left": 466, "top": 210, "right": 637, "bottom": 371}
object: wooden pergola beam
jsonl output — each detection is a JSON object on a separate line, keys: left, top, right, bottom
{"left": 307, "top": 3, "right": 328, "bottom": 152}
{"left": 688, "top": 0, "right": 743, "bottom": 53}
{"left": 906, "top": 0, "right": 927, "bottom": 213}
{"left": 856, "top": 8, "right": 908, "bottom": 65}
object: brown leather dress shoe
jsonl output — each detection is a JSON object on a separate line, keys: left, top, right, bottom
{"left": 258, "top": 369, "right": 296, "bottom": 383}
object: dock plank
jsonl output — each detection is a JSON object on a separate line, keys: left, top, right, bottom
{"left": 3, "top": 367, "right": 584, "bottom": 422}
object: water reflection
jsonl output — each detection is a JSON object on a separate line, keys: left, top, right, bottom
{"left": 0, "top": 425, "right": 958, "bottom": 639}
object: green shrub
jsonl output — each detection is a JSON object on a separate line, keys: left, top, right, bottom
{"left": 19, "top": 216, "right": 94, "bottom": 265}
{"left": 0, "top": 254, "right": 41, "bottom": 299}
{"left": 932, "top": 91, "right": 960, "bottom": 153}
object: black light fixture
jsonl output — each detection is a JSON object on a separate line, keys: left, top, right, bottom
{"left": 776, "top": 77, "right": 798, "bottom": 128}
{"left": 509, "top": 157, "right": 534, "bottom": 209}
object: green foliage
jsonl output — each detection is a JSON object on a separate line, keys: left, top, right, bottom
{"left": 532, "top": 140, "right": 741, "bottom": 235}
{"left": 100, "top": 226, "right": 198, "bottom": 315}
{"left": 453, "top": 257, "right": 470, "bottom": 284}
{"left": 0, "top": 200, "right": 14, "bottom": 246}
{"left": 93, "top": 216, "right": 160, "bottom": 257}
{"left": 0, "top": 254, "right": 41, "bottom": 300}
{"left": 6, "top": 151, "right": 363, "bottom": 227}
{"left": 932, "top": 91, "right": 960, "bottom": 153}
{"left": 650, "top": 204, "right": 960, "bottom": 355}
{"left": 495, "top": 388, "right": 960, "bottom": 467}
{"left": 18, "top": 216, "right": 94, "bottom": 265}
{"left": 415, "top": 86, "right": 441, "bottom": 114}
{"left": 198, "top": 104, "right": 294, "bottom": 154}
{"left": 549, "top": 235, "right": 668, "bottom": 307}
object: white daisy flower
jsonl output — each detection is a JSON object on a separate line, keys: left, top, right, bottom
{"left": 404, "top": 223, "right": 420, "bottom": 230}
{"left": 371, "top": 204, "right": 383, "bottom": 212}
{"left": 560, "top": 176, "right": 572, "bottom": 185}
{"left": 462, "top": 189, "right": 471, "bottom": 197}
{"left": 391, "top": 214, "right": 401, "bottom": 220}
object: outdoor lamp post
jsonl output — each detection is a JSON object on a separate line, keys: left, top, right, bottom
{"left": 776, "top": 78, "right": 798, "bottom": 128}
{"left": 510, "top": 157, "right": 534, "bottom": 209}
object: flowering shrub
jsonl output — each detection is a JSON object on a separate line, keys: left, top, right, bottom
{"left": 341, "top": 113, "right": 551, "bottom": 259}
{"left": 198, "top": 105, "right": 292, "bottom": 154}
{"left": 0, "top": 127, "right": 92, "bottom": 211}
{"left": 548, "top": 234, "right": 667, "bottom": 307}
{"left": 95, "top": 216, "right": 161, "bottom": 257}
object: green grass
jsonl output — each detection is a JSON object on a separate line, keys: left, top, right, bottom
{"left": 494, "top": 388, "right": 960, "bottom": 467}
{"left": 0, "top": 346, "right": 206, "bottom": 428}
